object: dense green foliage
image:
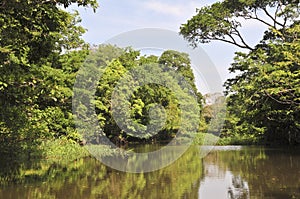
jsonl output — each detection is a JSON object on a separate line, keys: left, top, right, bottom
{"left": 0, "top": 0, "right": 97, "bottom": 175}
{"left": 1, "top": 0, "right": 299, "bottom": 188}
{"left": 0, "top": 1, "right": 202, "bottom": 183}
{"left": 74, "top": 45, "right": 202, "bottom": 144}
{"left": 224, "top": 24, "right": 300, "bottom": 145}
{"left": 1, "top": 1, "right": 300, "bottom": 197}
{"left": 181, "top": 0, "right": 300, "bottom": 145}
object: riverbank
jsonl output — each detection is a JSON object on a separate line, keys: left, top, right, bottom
{"left": 193, "top": 133, "right": 262, "bottom": 146}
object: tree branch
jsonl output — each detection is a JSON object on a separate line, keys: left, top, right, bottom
{"left": 262, "top": 7, "right": 285, "bottom": 28}
{"left": 211, "top": 36, "right": 253, "bottom": 50}
{"left": 246, "top": 9, "right": 275, "bottom": 28}
{"left": 264, "top": 91, "right": 300, "bottom": 105}
{"left": 228, "top": 34, "right": 238, "bottom": 45}
{"left": 274, "top": 2, "right": 282, "bottom": 29}
{"left": 232, "top": 28, "right": 254, "bottom": 51}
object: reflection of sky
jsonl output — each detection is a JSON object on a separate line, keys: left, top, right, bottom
{"left": 199, "top": 166, "right": 250, "bottom": 199}
{"left": 67, "top": 0, "right": 268, "bottom": 90}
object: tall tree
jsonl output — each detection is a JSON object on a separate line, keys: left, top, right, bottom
{"left": 181, "top": 0, "right": 300, "bottom": 145}
{"left": 0, "top": 0, "right": 98, "bottom": 159}
{"left": 224, "top": 24, "right": 300, "bottom": 144}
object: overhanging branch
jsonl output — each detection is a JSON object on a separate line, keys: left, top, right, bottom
{"left": 262, "top": 7, "right": 285, "bottom": 28}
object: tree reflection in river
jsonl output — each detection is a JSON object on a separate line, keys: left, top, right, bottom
{"left": 0, "top": 146, "right": 202, "bottom": 199}
{"left": 200, "top": 146, "right": 300, "bottom": 199}
{"left": 199, "top": 148, "right": 250, "bottom": 199}
{"left": 0, "top": 146, "right": 300, "bottom": 199}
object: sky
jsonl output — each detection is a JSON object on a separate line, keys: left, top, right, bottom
{"left": 67, "top": 0, "right": 269, "bottom": 93}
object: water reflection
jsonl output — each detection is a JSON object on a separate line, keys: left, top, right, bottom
{"left": 0, "top": 146, "right": 202, "bottom": 199}
{"left": 200, "top": 146, "right": 300, "bottom": 199}
{"left": 199, "top": 156, "right": 249, "bottom": 199}
{"left": 0, "top": 146, "right": 300, "bottom": 199}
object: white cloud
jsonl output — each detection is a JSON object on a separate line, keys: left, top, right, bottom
{"left": 143, "top": 1, "right": 183, "bottom": 17}
{"left": 143, "top": 0, "right": 196, "bottom": 17}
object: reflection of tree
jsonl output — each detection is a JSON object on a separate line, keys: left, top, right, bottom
{"left": 0, "top": 146, "right": 203, "bottom": 199}
{"left": 201, "top": 152, "right": 250, "bottom": 199}
{"left": 227, "top": 175, "right": 249, "bottom": 199}
{"left": 204, "top": 147, "right": 300, "bottom": 199}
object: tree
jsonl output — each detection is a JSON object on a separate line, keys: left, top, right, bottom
{"left": 180, "top": 0, "right": 299, "bottom": 50}
{"left": 158, "top": 50, "right": 203, "bottom": 103}
{"left": 224, "top": 24, "right": 300, "bottom": 144}
{"left": 181, "top": 0, "right": 300, "bottom": 145}
{"left": 75, "top": 46, "right": 201, "bottom": 144}
{"left": 0, "top": 0, "right": 98, "bottom": 161}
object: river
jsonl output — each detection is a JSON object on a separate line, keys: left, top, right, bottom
{"left": 0, "top": 146, "right": 299, "bottom": 199}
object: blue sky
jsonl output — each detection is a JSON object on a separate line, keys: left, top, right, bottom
{"left": 67, "top": 0, "right": 268, "bottom": 92}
